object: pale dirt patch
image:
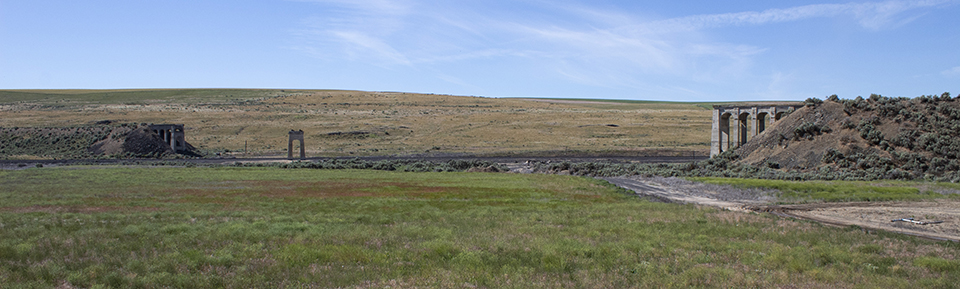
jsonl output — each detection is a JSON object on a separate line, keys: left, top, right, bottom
{"left": 519, "top": 99, "right": 626, "bottom": 105}
{"left": 757, "top": 201, "right": 960, "bottom": 242}
{"left": 603, "top": 176, "right": 776, "bottom": 213}
{"left": 605, "top": 176, "right": 960, "bottom": 241}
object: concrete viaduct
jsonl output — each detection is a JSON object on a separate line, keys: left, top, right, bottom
{"left": 710, "top": 104, "right": 800, "bottom": 157}
{"left": 149, "top": 124, "right": 186, "bottom": 152}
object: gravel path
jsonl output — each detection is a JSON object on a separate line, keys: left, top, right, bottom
{"left": 603, "top": 176, "right": 777, "bottom": 212}
{"left": 0, "top": 155, "right": 705, "bottom": 170}
{"left": 605, "top": 175, "right": 960, "bottom": 242}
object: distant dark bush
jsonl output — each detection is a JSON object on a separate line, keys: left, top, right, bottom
{"left": 856, "top": 118, "right": 884, "bottom": 145}
{"left": 839, "top": 118, "right": 855, "bottom": 129}
{"left": 891, "top": 130, "right": 918, "bottom": 149}
{"left": 794, "top": 122, "right": 832, "bottom": 140}
{"left": 765, "top": 161, "right": 780, "bottom": 169}
{"left": 804, "top": 97, "right": 823, "bottom": 107}
{"left": 822, "top": 149, "right": 845, "bottom": 164}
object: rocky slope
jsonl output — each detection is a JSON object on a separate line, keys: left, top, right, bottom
{"left": 735, "top": 93, "right": 960, "bottom": 180}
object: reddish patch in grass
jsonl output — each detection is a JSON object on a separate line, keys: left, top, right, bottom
{"left": 0, "top": 205, "right": 162, "bottom": 213}
{"left": 571, "top": 194, "right": 604, "bottom": 201}
{"left": 158, "top": 180, "right": 457, "bottom": 199}
{"left": 249, "top": 181, "right": 455, "bottom": 198}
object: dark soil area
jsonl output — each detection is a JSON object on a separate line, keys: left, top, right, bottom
{"left": 0, "top": 155, "right": 704, "bottom": 170}
{"left": 0, "top": 124, "right": 198, "bottom": 159}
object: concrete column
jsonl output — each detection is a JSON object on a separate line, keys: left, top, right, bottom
{"left": 749, "top": 107, "right": 759, "bottom": 139}
{"left": 720, "top": 115, "right": 729, "bottom": 153}
{"left": 288, "top": 137, "right": 294, "bottom": 159}
{"left": 299, "top": 140, "right": 305, "bottom": 159}
{"left": 738, "top": 113, "right": 748, "bottom": 147}
{"left": 177, "top": 129, "right": 184, "bottom": 150}
{"left": 173, "top": 127, "right": 184, "bottom": 151}
{"left": 769, "top": 112, "right": 776, "bottom": 127}
{"left": 730, "top": 110, "right": 741, "bottom": 149}
{"left": 169, "top": 129, "right": 176, "bottom": 151}
{"left": 711, "top": 108, "right": 721, "bottom": 157}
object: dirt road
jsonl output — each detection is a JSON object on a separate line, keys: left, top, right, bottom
{"left": 0, "top": 155, "right": 706, "bottom": 170}
{"left": 605, "top": 176, "right": 960, "bottom": 242}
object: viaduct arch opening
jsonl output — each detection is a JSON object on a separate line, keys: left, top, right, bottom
{"left": 710, "top": 105, "right": 799, "bottom": 157}
{"left": 288, "top": 129, "right": 305, "bottom": 160}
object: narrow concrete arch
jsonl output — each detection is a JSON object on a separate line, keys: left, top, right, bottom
{"left": 756, "top": 112, "right": 769, "bottom": 134}
{"left": 774, "top": 111, "right": 786, "bottom": 121}
{"left": 719, "top": 112, "right": 731, "bottom": 152}
{"left": 737, "top": 112, "right": 750, "bottom": 147}
{"left": 711, "top": 104, "right": 800, "bottom": 157}
{"left": 288, "top": 130, "right": 305, "bottom": 160}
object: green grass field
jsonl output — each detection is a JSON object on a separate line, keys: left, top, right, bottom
{"left": 2, "top": 167, "right": 958, "bottom": 288}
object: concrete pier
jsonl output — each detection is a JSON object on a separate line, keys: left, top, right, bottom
{"left": 149, "top": 124, "right": 186, "bottom": 152}
{"left": 710, "top": 105, "right": 799, "bottom": 157}
{"left": 288, "top": 130, "right": 305, "bottom": 160}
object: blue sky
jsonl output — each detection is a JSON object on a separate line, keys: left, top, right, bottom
{"left": 1, "top": 0, "right": 958, "bottom": 101}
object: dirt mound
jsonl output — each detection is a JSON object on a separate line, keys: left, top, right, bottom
{"left": 89, "top": 126, "right": 175, "bottom": 157}
{"left": 733, "top": 94, "right": 960, "bottom": 180}
{"left": 736, "top": 101, "right": 885, "bottom": 170}
{"left": 2, "top": 124, "right": 198, "bottom": 159}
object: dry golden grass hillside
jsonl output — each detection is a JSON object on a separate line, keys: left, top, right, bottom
{"left": 1, "top": 89, "right": 713, "bottom": 157}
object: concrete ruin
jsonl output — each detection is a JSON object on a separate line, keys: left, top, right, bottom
{"left": 288, "top": 129, "right": 305, "bottom": 160}
{"left": 149, "top": 124, "right": 186, "bottom": 152}
{"left": 711, "top": 105, "right": 799, "bottom": 157}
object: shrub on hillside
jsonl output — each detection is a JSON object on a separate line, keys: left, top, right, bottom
{"left": 804, "top": 97, "right": 823, "bottom": 107}
{"left": 855, "top": 117, "right": 884, "bottom": 145}
{"left": 793, "top": 122, "right": 832, "bottom": 140}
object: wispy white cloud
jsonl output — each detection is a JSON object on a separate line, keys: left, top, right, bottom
{"left": 651, "top": 0, "right": 953, "bottom": 31}
{"left": 290, "top": 0, "right": 417, "bottom": 66}
{"left": 943, "top": 66, "right": 960, "bottom": 77}
{"left": 288, "top": 0, "right": 954, "bottom": 94}
{"left": 292, "top": 0, "right": 411, "bottom": 17}
{"left": 328, "top": 31, "right": 412, "bottom": 66}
